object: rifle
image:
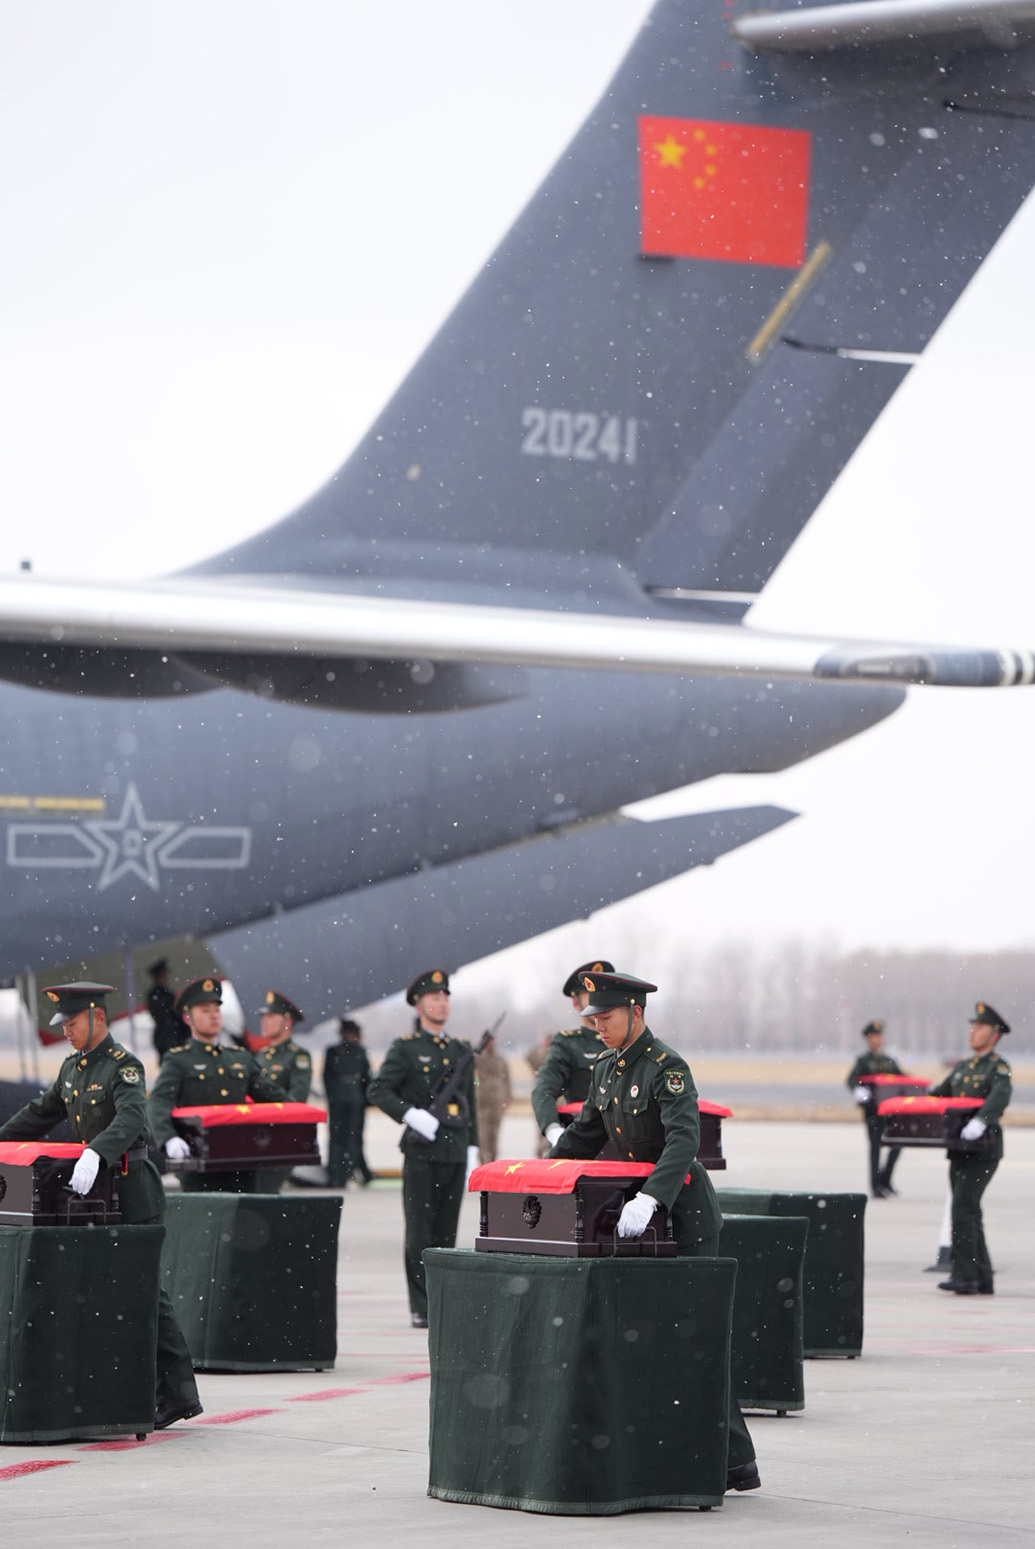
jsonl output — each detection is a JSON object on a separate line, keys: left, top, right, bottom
{"left": 418, "top": 1013, "right": 506, "bottom": 1140}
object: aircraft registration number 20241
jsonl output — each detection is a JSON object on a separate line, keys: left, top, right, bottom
{"left": 520, "top": 407, "right": 639, "bottom": 466}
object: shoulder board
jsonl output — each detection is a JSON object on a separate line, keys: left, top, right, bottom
{"left": 112, "top": 1047, "right": 125, "bottom": 1059}
{"left": 558, "top": 1028, "right": 582, "bottom": 1038}
{"left": 996, "top": 1059, "right": 1011, "bottom": 1073}
{"left": 401, "top": 1032, "right": 415, "bottom": 1041}
{"left": 170, "top": 1042, "right": 191, "bottom": 1054}
{"left": 654, "top": 1050, "right": 669, "bottom": 1063}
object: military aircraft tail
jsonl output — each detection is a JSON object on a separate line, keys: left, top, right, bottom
{"left": 196, "top": 0, "right": 1035, "bottom": 623}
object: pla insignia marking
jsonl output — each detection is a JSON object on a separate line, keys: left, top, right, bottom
{"left": 121, "top": 1068, "right": 141, "bottom": 1084}
{"left": 664, "top": 1070, "right": 686, "bottom": 1095}
{"left": 630, "top": 1084, "right": 639, "bottom": 1097}
{"left": 45, "top": 990, "right": 60, "bottom": 1002}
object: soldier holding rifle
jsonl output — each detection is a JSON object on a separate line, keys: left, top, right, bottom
{"left": 368, "top": 969, "right": 480, "bottom": 1328}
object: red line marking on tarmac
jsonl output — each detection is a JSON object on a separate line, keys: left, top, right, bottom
{"left": 189, "top": 1409, "right": 283, "bottom": 1425}
{"left": 364, "top": 1371, "right": 430, "bottom": 1387}
{"left": 287, "top": 1389, "right": 366, "bottom": 1402}
{"left": 79, "top": 1432, "right": 187, "bottom": 1451}
{"left": 0, "top": 1460, "right": 75, "bottom": 1481}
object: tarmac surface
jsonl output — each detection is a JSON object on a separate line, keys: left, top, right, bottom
{"left": 3, "top": 1113, "right": 1033, "bottom": 1548}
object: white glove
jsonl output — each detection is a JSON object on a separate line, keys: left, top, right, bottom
{"left": 403, "top": 1106, "right": 440, "bottom": 1141}
{"left": 164, "top": 1136, "right": 191, "bottom": 1160}
{"left": 853, "top": 1087, "right": 870, "bottom": 1106}
{"left": 465, "top": 1145, "right": 480, "bottom": 1185}
{"left": 69, "top": 1148, "right": 101, "bottom": 1195}
{"left": 960, "top": 1118, "right": 987, "bottom": 1141}
{"left": 544, "top": 1123, "right": 564, "bottom": 1148}
{"left": 616, "top": 1192, "right": 658, "bottom": 1239}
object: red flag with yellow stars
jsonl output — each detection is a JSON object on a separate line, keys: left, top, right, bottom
{"left": 638, "top": 115, "right": 811, "bottom": 268}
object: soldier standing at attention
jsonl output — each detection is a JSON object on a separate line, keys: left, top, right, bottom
{"left": 474, "top": 1032, "right": 511, "bottom": 1164}
{"left": 324, "top": 1016, "right": 373, "bottom": 1187}
{"left": 254, "top": 989, "right": 312, "bottom": 1190}
{"left": 367, "top": 969, "right": 479, "bottom": 1329}
{"left": 146, "top": 957, "right": 186, "bottom": 1062}
{"left": 148, "top": 976, "right": 288, "bottom": 1193}
{"left": 930, "top": 1001, "right": 1012, "bottom": 1296}
{"left": 548, "top": 969, "right": 760, "bottom": 1495}
{"left": 0, "top": 983, "right": 202, "bottom": 1429}
{"left": 846, "top": 1020, "right": 905, "bottom": 1198}
{"left": 532, "top": 959, "right": 614, "bottom": 1150}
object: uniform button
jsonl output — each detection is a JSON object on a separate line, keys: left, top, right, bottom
{"left": 73, "top": 1090, "right": 79, "bottom": 1097}
{"left": 616, "top": 1127, "right": 622, "bottom": 1135}
{"left": 628, "top": 1152, "right": 634, "bottom": 1159}
{"left": 221, "top": 1089, "right": 228, "bottom": 1096}
{"left": 613, "top": 1097, "right": 618, "bottom": 1104}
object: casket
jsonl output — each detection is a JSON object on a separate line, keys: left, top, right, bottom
{"left": 168, "top": 1102, "right": 325, "bottom": 1172}
{"left": 877, "top": 1095, "right": 989, "bottom": 1151}
{"left": 469, "top": 1158, "right": 676, "bottom": 1257}
{"left": 0, "top": 1141, "right": 121, "bottom": 1226}
{"left": 554, "top": 1098, "right": 732, "bottom": 1170}
{"left": 857, "top": 1074, "right": 929, "bottom": 1102}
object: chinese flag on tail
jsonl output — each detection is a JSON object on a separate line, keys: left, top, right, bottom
{"left": 639, "top": 115, "right": 811, "bottom": 268}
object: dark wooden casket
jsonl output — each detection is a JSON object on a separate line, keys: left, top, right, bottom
{"left": 857, "top": 1074, "right": 928, "bottom": 1103}
{"left": 878, "top": 1096, "right": 990, "bottom": 1151}
{"left": 555, "top": 1098, "right": 732, "bottom": 1171}
{"left": 0, "top": 1141, "right": 121, "bottom": 1226}
{"left": 169, "top": 1102, "right": 325, "bottom": 1173}
{"left": 470, "top": 1159, "right": 676, "bottom": 1257}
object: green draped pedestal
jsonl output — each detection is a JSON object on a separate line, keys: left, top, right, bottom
{"left": 162, "top": 1193, "right": 342, "bottom": 1371}
{"left": 425, "top": 1249, "right": 737, "bottom": 1514}
{"left": 717, "top": 1189, "right": 865, "bottom": 1358}
{"left": 720, "top": 1213, "right": 806, "bottom": 1412}
{"left": 0, "top": 1224, "right": 162, "bottom": 1443}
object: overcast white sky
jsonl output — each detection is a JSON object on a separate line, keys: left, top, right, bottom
{"left": 1, "top": 1, "right": 1033, "bottom": 988}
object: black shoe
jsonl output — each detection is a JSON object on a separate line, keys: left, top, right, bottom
{"left": 978, "top": 1284, "right": 995, "bottom": 1295}
{"left": 938, "top": 1278, "right": 981, "bottom": 1295}
{"left": 410, "top": 1313, "right": 428, "bottom": 1328}
{"left": 871, "top": 1186, "right": 888, "bottom": 1199}
{"left": 726, "top": 1461, "right": 761, "bottom": 1492}
{"left": 877, "top": 1181, "right": 898, "bottom": 1196}
{"left": 154, "top": 1399, "right": 203, "bottom": 1430}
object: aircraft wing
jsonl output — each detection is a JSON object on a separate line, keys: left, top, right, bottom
{"left": 0, "top": 575, "right": 1030, "bottom": 690}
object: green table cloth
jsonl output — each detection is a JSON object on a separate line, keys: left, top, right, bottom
{"left": 0, "top": 1224, "right": 162, "bottom": 1442}
{"left": 425, "top": 1249, "right": 737, "bottom": 1514}
{"left": 720, "top": 1214, "right": 806, "bottom": 1412}
{"left": 717, "top": 1189, "right": 865, "bottom": 1357}
{"left": 162, "top": 1193, "right": 342, "bottom": 1371}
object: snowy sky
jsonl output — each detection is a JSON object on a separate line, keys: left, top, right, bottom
{"left": 1, "top": 0, "right": 1034, "bottom": 991}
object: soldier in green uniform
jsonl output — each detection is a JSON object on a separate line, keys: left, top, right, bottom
{"left": 146, "top": 957, "right": 187, "bottom": 1062}
{"left": 324, "top": 1016, "right": 373, "bottom": 1187}
{"left": 930, "top": 1001, "right": 1012, "bottom": 1296}
{"left": 254, "top": 989, "right": 312, "bottom": 1192}
{"left": 532, "top": 958, "right": 613, "bottom": 1148}
{"left": 149, "top": 976, "right": 289, "bottom": 1193}
{"left": 846, "top": 1020, "right": 905, "bottom": 1198}
{"left": 367, "top": 968, "right": 479, "bottom": 1329}
{"left": 548, "top": 968, "right": 760, "bottom": 1495}
{"left": 0, "top": 982, "right": 202, "bottom": 1429}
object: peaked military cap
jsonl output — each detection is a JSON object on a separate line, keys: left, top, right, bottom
{"left": 862, "top": 1020, "right": 885, "bottom": 1038}
{"left": 261, "top": 988, "right": 304, "bottom": 1023}
{"left": 148, "top": 957, "right": 169, "bottom": 977}
{"left": 406, "top": 968, "right": 450, "bottom": 1005}
{"left": 175, "top": 975, "right": 224, "bottom": 1015}
{"left": 579, "top": 970, "right": 657, "bottom": 1014}
{"left": 43, "top": 982, "right": 115, "bottom": 1026}
{"left": 971, "top": 1001, "right": 1010, "bottom": 1034}
{"left": 562, "top": 959, "right": 615, "bottom": 999}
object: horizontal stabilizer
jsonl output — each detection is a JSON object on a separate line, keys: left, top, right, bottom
{"left": 0, "top": 576, "right": 1029, "bottom": 690}
{"left": 206, "top": 806, "right": 795, "bottom": 1018}
{"left": 734, "top": 0, "right": 1035, "bottom": 54}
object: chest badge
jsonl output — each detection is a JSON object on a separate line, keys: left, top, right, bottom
{"left": 630, "top": 1085, "right": 639, "bottom": 1097}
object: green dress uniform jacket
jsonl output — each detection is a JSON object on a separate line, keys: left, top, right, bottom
{"left": 929, "top": 1051, "right": 1012, "bottom": 1160}
{"left": 256, "top": 1039, "right": 313, "bottom": 1102}
{"left": 548, "top": 1027, "right": 722, "bottom": 1247}
{"left": 531, "top": 1025, "right": 605, "bottom": 1134}
{"left": 0, "top": 1033, "right": 200, "bottom": 1418}
{"left": 846, "top": 1050, "right": 904, "bottom": 1097}
{"left": 147, "top": 1039, "right": 290, "bottom": 1145}
{"left": 368, "top": 1028, "right": 478, "bottom": 1160}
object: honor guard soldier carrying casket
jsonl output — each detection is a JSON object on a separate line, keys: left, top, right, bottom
{"left": 148, "top": 976, "right": 289, "bottom": 1192}
{"left": 254, "top": 989, "right": 312, "bottom": 1191}
{"left": 532, "top": 959, "right": 614, "bottom": 1149}
{"left": 846, "top": 1020, "right": 905, "bottom": 1198}
{"left": 367, "top": 969, "right": 479, "bottom": 1328}
{"left": 930, "top": 1002, "right": 1013, "bottom": 1296}
{"left": 547, "top": 969, "right": 760, "bottom": 1495}
{"left": 0, "top": 982, "right": 202, "bottom": 1429}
